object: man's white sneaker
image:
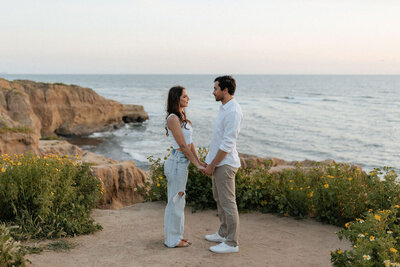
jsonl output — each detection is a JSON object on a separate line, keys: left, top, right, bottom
{"left": 205, "top": 232, "right": 226, "bottom": 243}
{"left": 209, "top": 242, "right": 239, "bottom": 253}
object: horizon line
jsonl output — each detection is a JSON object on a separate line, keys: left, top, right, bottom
{"left": 2, "top": 73, "right": 400, "bottom": 76}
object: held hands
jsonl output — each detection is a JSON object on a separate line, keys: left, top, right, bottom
{"left": 201, "top": 163, "right": 215, "bottom": 177}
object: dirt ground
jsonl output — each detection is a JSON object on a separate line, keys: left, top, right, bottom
{"left": 26, "top": 201, "right": 351, "bottom": 267}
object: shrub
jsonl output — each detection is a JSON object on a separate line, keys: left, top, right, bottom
{"left": 331, "top": 205, "right": 400, "bottom": 266}
{"left": 0, "top": 223, "right": 25, "bottom": 267}
{"left": 0, "top": 153, "right": 103, "bottom": 240}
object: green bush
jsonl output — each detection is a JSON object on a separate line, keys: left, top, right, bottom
{"left": 0, "top": 223, "right": 25, "bottom": 267}
{"left": 0, "top": 153, "right": 103, "bottom": 240}
{"left": 331, "top": 205, "right": 400, "bottom": 266}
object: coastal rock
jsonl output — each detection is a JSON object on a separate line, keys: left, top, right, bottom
{"left": 239, "top": 153, "right": 360, "bottom": 173}
{"left": 0, "top": 78, "right": 149, "bottom": 155}
{"left": 38, "top": 140, "right": 146, "bottom": 209}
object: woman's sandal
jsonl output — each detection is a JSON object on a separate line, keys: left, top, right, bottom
{"left": 175, "top": 239, "right": 191, "bottom": 247}
{"left": 181, "top": 239, "right": 192, "bottom": 245}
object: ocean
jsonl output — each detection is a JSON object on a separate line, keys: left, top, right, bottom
{"left": 2, "top": 74, "right": 399, "bottom": 171}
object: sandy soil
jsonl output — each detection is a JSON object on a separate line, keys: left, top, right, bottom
{"left": 26, "top": 202, "right": 351, "bottom": 267}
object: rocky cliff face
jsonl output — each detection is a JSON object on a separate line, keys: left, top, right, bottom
{"left": 0, "top": 78, "right": 148, "bottom": 155}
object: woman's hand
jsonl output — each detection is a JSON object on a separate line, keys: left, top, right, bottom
{"left": 199, "top": 161, "right": 207, "bottom": 168}
{"left": 195, "top": 164, "right": 205, "bottom": 172}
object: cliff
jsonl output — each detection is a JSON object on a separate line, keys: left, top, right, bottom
{"left": 0, "top": 78, "right": 148, "bottom": 155}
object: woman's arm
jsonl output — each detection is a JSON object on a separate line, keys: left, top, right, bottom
{"left": 190, "top": 143, "right": 206, "bottom": 167}
{"left": 167, "top": 116, "right": 203, "bottom": 169}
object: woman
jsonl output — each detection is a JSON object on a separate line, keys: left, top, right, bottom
{"left": 164, "top": 86, "right": 205, "bottom": 248}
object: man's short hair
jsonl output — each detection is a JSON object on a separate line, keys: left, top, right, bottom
{"left": 214, "top": 75, "right": 236, "bottom": 95}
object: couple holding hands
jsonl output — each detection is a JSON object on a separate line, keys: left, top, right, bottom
{"left": 164, "top": 75, "right": 243, "bottom": 253}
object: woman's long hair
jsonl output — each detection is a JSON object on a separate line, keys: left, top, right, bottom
{"left": 165, "top": 86, "right": 191, "bottom": 136}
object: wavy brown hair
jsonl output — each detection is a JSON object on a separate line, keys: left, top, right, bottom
{"left": 165, "top": 86, "right": 191, "bottom": 136}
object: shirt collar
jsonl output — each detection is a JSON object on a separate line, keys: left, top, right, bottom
{"left": 221, "top": 98, "right": 235, "bottom": 110}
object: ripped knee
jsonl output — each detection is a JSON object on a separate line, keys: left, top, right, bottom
{"left": 178, "top": 191, "right": 185, "bottom": 197}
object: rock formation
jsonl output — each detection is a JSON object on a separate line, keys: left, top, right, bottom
{"left": 39, "top": 140, "right": 147, "bottom": 209}
{"left": 0, "top": 78, "right": 148, "bottom": 155}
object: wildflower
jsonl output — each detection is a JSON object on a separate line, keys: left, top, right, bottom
{"left": 345, "top": 222, "right": 350, "bottom": 228}
{"left": 394, "top": 205, "right": 400, "bottom": 208}
{"left": 337, "top": 250, "right": 343, "bottom": 254}
{"left": 369, "top": 236, "right": 375, "bottom": 241}
{"left": 327, "top": 175, "right": 334, "bottom": 179}
{"left": 358, "top": 234, "right": 365, "bottom": 238}
{"left": 356, "top": 218, "right": 365, "bottom": 223}
{"left": 56, "top": 168, "right": 60, "bottom": 172}
{"left": 290, "top": 187, "right": 293, "bottom": 190}
{"left": 17, "top": 162, "right": 22, "bottom": 166}
{"left": 157, "top": 183, "right": 160, "bottom": 187}
{"left": 300, "top": 187, "right": 303, "bottom": 190}
{"left": 133, "top": 188, "right": 138, "bottom": 192}
{"left": 159, "top": 176, "right": 163, "bottom": 180}
{"left": 348, "top": 177, "right": 352, "bottom": 181}
{"left": 387, "top": 230, "right": 393, "bottom": 234}
{"left": 1, "top": 167, "right": 5, "bottom": 173}
{"left": 51, "top": 192, "right": 54, "bottom": 196}
{"left": 384, "top": 260, "right": 391, "bottom": 267}
{"left": 390, "top": 248, "right": 398, "bottom": 253}
{"left": 363, "top": 255, "right": 371, "bottom": 260}
{"left": 324, "top": 184, "right": 329, "bottom": 188}
{"left": 370, "top": 172, "right": 375, "bottom": 175}
{"left": 44, "top": 156, "right": 48, "bottom": 159}
{"left": 309, "top": 191, "right": 314, "bottom": 197}
{"left": 368, "top": 209, "right": 373, "bottom": 212}
{"left": 374, "top": 215, "right": 381, "bottom": 221}
{"left": 289, "top": 180, "right": 293, "bottom": 183}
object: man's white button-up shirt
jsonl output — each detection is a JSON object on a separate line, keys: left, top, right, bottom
{"left": 205, "top": 98, "right": 243, "bottom": 168}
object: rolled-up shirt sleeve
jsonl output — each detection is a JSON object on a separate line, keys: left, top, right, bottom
{"left": 219, "top": 111, "right": 242, "bottom": 153}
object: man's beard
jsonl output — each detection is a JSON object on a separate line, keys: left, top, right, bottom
{"left": 215, "top": 95, "right": 223, "bottom": 102}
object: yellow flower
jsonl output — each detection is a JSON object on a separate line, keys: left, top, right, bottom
{"left": 133, "top": 188, "right": 138, "bottom": 192}
{"left": 56, "top": 168, "right": 60, "bottom": 172}
{"left": 374, "top": 215, "right": 381, "bottom": 221}
{"left": 1, "top": 167, "right": 5, "bottom": 173}
{"left": 348, "top": 177, "right": 352, "bottom": 181}
{"left": 290, "top": 187, "right": 293, "bottom": 190}
{"left": 309, "top": 191, "right": 314, "bottom": 197}
{"left": 300, "top": 187, "right": 303, "bottom": 190}
{"left": 384, "top": 260, "right": 391, "bottom": 267}
{"left": 51, "top": 192, "right": 54, "bottom": 196}
{"left": 370, "top": 172, "right": 375, "bottom": 175}
{"left": 338, "top": 250, "right": 342, "bottom": 254}
{"left": 17, "top": 162, "right": 22, "bottom": 166}
{"left": 394, "top": 205, "right": 400, "bottom": 208}
{"left": 289, "top": 180, "right": 293, "bottom": 183}
{"left": 345, "top": 222, "right": 350, "bottom": 228}
{"left": 387, "top": 230, "right": 393, "bottom": 234}
{"left": 324, "top": 184, "right": 329, "bottom": 188}
{"left": 159, "top": 176, "right": 163, "bottom": 180}
{"left": 368, "top": 209, "right": 373, "bottom": 212}
{"left": 327, "top": 175, "right": 334, "bottom": 179}
{"left": 369, "top": 236, "right": 375, "bottom": 241}
{"left": 390, "top": 248, "right": 398, "bottom": 253}
{"left": 157, "top": 183, "right": 160, "bottom": 187}
{"left": 44, "top": 156, "right": 48, "bottom": 159}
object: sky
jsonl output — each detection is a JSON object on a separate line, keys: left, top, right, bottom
{"left": 1, "top": 0, "right": 400, "bottom": 74}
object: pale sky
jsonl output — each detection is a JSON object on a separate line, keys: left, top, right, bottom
{"left": 1, "top": 0, "right": 400, "bottom": 74}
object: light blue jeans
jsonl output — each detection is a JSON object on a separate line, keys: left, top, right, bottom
{"left": 163, "top": 149, "right": 190, "bottom": 247}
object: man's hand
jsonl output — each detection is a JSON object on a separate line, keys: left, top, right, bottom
{"left": 202, "top": 164, "right": 215, "bottom": 176}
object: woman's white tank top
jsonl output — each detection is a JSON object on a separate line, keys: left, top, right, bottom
{"left": 166, "top": 114, "right": 193, "bottom": 149}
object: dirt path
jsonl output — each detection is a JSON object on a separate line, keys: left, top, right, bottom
{"left": 26, "top": 202, "right": 350, "bottom": 267}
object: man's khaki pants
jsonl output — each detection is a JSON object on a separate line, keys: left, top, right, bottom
{"left": 212, "top": 164, "right": 239, "bottom": 247}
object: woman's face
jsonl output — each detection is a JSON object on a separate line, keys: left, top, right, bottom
{"left": 179, "top": 89, "right": 190, "bottom": 108}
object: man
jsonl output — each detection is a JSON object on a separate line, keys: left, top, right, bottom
{"left": 203, "top": 75, "right": 243, "bottom": 253}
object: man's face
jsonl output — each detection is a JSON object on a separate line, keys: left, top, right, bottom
{"left": 213, "top": 81, "right": 225, "bottom": 102}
